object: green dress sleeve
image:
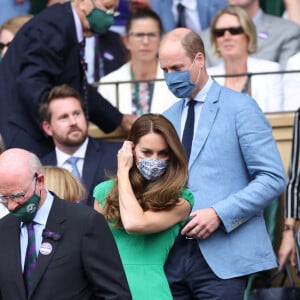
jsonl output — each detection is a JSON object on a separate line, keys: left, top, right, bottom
{"left": 180, "top": 188, "right": 194, "bottom": 210}
{"left": 93, "top": 179, "right": 115, "bottom": 207}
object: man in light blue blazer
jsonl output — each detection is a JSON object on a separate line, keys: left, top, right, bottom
{"left": 150, "top": 0, "right": 227, "bottom": 33}
{"left": 159, "top": 28, "right": 286, "bottom": 299}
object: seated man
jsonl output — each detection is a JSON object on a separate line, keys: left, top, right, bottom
{"left": 40, "top": 84, "right": 122, "bottom": 207}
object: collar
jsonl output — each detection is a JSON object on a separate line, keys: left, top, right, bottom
{"left": 71, "top": 5, "right": 84, "bottom": 43}
{"left": 56, "top": 137, "right": 89, "bottom": 166}
{"left": 184, "top": 76, "right": 213, "bottom": 107}
{"left": 252, "top": 8, "right": 263, "bottom": 25}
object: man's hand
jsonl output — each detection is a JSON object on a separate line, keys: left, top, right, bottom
{"left": 278, "top": 230, "right": 297, "bottom": 269}
{"left": 181, "top": 208, "right": 221, "bottom": 239}
{"left": 121, "top": 114, "right": 138, "bottom": 132}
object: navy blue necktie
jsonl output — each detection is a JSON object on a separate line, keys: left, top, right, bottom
{"left": 79, "top": 39, "right": 89, "bottom": 120}
{"left": 177, "top": 3, "right": 187, "bottom": 27}
{"left": 182, "top": 100, "right": 196, "bottom": 160}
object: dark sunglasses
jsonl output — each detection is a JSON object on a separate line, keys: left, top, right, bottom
{"left": 213, "top": 26, "right": 244, "bottom": 37}
{"left": 0, "top": 41, "right": 11, "bottom": 51}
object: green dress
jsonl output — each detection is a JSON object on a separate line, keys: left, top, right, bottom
{"left": 93, "top": 179, "right": 194, "bottom": 300}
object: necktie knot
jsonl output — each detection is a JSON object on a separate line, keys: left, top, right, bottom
{"left": 66, "top": 157, "right": 81, "bottom": 179}
{"left": 67, "top": 156, "right": 79, "bottom": 165}
{"left": 25, "top": 220, "right": 35, "bottom": 231}
{"left": 188, "top": 99, "right": 196, "bottom": 108}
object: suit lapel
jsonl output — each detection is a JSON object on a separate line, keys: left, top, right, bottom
{"left": 40, "top": 151, "right": 57, "bottom": 166}
{"left": 29, "top": 197, "right": 65, "bottom": 299}
{"left": 82, "top": 138, "right": 100, "bottom": 202}
{"left": 189, "top": 81, "right": 220, "bottom": 168}
{"left": 7, "top": 217, "right": 27, "bottom": 298}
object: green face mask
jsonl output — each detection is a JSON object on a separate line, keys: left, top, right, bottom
{"left": 86, "top": 7, "right": 114, "bottom": 34}
{"left": 10, "top": 193, "right": 41, "bottom": 223}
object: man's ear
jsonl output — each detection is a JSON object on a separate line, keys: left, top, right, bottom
{"left": 42, "top": 121, "right": 53, "bottom": 137}
{"left": 195, "top": 52, "right": 205, "bottom": 68}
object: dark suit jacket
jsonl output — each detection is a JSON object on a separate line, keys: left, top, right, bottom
{"left": 93, "top": 30, "right": 129, "bottom": 81}
{"left": 0, "top": 2, "right": 122, "bottom": 158}
{"left": 0, "top": 195, "right": 131, "bottom": 300}
{"left": 41, "top": 137, "right": 121, "bottom": 206}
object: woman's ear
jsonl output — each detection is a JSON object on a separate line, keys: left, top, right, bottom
{"left": 123, "top": 35, "right": 130, "bottom": 50}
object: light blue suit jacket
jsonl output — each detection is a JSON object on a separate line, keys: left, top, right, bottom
{"left": 164, "top": 80, "right": 286, "bottom": 278}
{"left": 150, "top": 0, "right": 227, "bottom": 33}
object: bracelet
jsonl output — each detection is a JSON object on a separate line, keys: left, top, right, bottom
{"left": 283, "top": 224, "right": 294, "bottom": 232}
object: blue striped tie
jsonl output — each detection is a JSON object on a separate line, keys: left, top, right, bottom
{"left": 67, "top": 156, "right": 81, "bottom": 179}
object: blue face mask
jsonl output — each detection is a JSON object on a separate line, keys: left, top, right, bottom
{"left": 165, "top": 70, "right": 196, "bottom": 98}
{"left": 164, "top": 56, "right": 200, "bottom": 98}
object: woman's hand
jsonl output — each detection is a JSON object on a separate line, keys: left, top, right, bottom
{"left": 117, "top": 141, "right": 134, "bottom": 175}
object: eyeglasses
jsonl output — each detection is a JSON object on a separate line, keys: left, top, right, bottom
{"left": 0, "top": 174, "right": 37, "bottom": 206}
{"left": 213, "top": 26, "right": 244, "bottom": 37}
{"left": 0, "top": 41, "right": 12, "bottom": 51}
{"left": 128, "top": 32, "right": 160, "bottom": 42}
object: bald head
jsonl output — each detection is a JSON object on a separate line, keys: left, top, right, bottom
{"left": 160, "top": 28, "right": 205, "bottom": 62}
{"left": 159, "top": 28, "right": 208, "bottom": 99}
{"left": 0, "top": 148, "right": 42, "bottom": 180}
{"left": 160, "top": 27, "right": 192, "bottom": 46}
{"left": 0, "top": 149, "right": 46, "bottom": 211}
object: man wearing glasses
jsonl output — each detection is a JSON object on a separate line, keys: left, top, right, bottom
{"left": 0, "top": 148, "right": 132, "bottom": 300}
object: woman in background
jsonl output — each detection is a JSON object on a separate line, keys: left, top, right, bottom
{"left": 98, "top": 8, "right": 177, "bottom": 115}
{"left": 0, "top": 15, "right": 32, "bottom": 59}
{"left": 207, "top": 6, "right": 283, "bottom": 113}
{"left": 44, "top": 165, "right": 86, "bottom": 203}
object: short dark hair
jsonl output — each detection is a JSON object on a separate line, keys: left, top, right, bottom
{"left": 39, "top": 84, "right": 84, "bottom": 123}
{"left": 125, "top": 7, "right": 163, "bottom": 35}
{"left": 182, "top": 30, "right": 206, "bottom": 61}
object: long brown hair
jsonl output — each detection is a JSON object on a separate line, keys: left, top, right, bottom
{"left": 104, "top": 114, "right": 188, "bottom": 228}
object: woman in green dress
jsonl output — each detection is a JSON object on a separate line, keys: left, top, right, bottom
{"left": 94, "top": 113, "right": 194, "bottom": 300}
